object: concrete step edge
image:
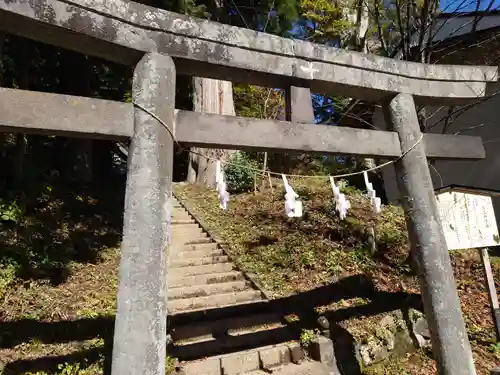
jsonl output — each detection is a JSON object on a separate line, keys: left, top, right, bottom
{"left": 168, "top": 290, "right": 262, "bottom": 314}
{"left": 178, "top": 341, "right": 301, "bottom": 375}
{"left": 172, "top": 220, "right": 196, "bottom": 225}
{"left": 171, "top": 223, "right": 200, "bottom": 229}
{"left": 170, "top": 312, "right": 284, "bottom": 342}
{"left": 173, "top": 327, "right": 297, "bottom": 356}
{"left": 168, "top": 280, "right": 251, "bottom": 300}
{"left": 168, "top": 271, "right": 245, "bottom": 288}
{"left": 170, "top": 249, "right": 223, "bottom": 260}
{"left": 170, "top": 255, "right": 230, "bottom": 268}
{"left": 174, "top": 320, "right": 286, "bottom": 347}
{"left": 171, "top": 213, "right": 194, "bottom": 220}
{"left": 171, "top": 229, "right": 207, "bottom": 235}
{"left": 183, "top": 238, "right": 214, "bottom": 245}
{"left": 177, "top": 243, "right": 219, "bottom": 252}
{"left": 170, "top": 262, "right": 235, "bottom": 277}
{"left": 172, "top": 234, "right": 208, "bottom": 240}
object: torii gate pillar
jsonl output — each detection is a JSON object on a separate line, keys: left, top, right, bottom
{"left": 111, "top": 52, "right": 175, "bottom": 375}
{"left": 384, "top": 93, "right": 476, "bottom": 375}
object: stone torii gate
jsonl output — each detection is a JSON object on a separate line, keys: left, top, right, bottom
{"left": 0, "top": 1, "right": 497, "bottom": 374}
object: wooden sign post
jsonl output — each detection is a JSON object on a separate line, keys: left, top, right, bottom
{"left": 480, "top": 248, "right": 500, "bottom": 341}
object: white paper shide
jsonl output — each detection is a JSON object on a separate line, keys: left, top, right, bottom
{"left": 282, "top": 175, "right": 302, "bottom": 217}
{"left": 215, "top": 161, "right": 229, "bottom": 210}
{"left": 330, "top": 177, "right": 350, "bottom": 220}
{"left": 364, "top": 172, "right": 381, "bottom": 213}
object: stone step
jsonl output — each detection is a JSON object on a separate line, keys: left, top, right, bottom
{"left": 172, "top": 206, "right": 188, "bottom": 211}
{"left": 173, "top": 325, "right": 299, "bottom": 362}
{"left": 172, "top": 211, "right": 192, "bottom": 219}
{"left": 172, "top": 230, "right": 207, "bottom": 238}
{"left": 170, "top": 262, "right": 235, "bottom": 277}
{"left": 170, "top": 247, "right": 223, "bottom": 260}
{"left": 179, "top": 237, "right": 213, "bottom": 246}
{"left": 170, "top": 312, "right": 284, "bottom": 342}
{"left": 171, "top": 226, "right": 205, "bottom": 234}
{"left": 172, "top": 219, "right": 196, "bottom": 225}
{"left": 180, "top": 242, "right": 219, "bottom": 252}
{"left": 172, "top": 232, "right": 209, "bottom": 242}
{"left": 168, "top": 290, "right": 262, "bottom": 314}
{"left": 171, "top": 238, "right": 210, "bottom": 248}
{"left": 168, "top": 280, "right": 251, "bottom": 300}
{"left": 171, "top": 223, "right": 200, "bottom": 231}
{"left": 172, "top": 216, "right": 193, "bottom": 223}
{"left": 168, "top": 271, "right": 245, "bottom": 288}
{"left": 180, "top": 343, "right": 298, "bottom": 375}
{"left": 170, "top": 255, "right": 230, "bottom": 268}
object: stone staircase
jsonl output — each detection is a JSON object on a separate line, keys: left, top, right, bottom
{"left": 167, "top": 197, "right": 304, "bottom": 375}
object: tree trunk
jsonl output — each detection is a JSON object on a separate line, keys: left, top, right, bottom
{"left": 354, "top": 0, "right": 369, "bottom": 53}
{"left": 186, "top": 152, "right": 198, "bottom": 183}
{"left": 352, "top": 0, "right": 373, "bottom": 169}
{"left": 73, "top": 139, "right": 93, "bottom": 184}
{"left": 260, "top": 152, "right": 268, "bottom": 188}
{"left": 11, "top": 134, "right": 27, "bottom": 184}
{"left": 0, "top": 33, "right": 5, "bottom": 155}
{"left": 11, "top": 41, "right": 32, "bottom": 188}
{"left": 93, "top": 140, "right": 115, "bottom": 179}
{"left": 72, "top": 56, "right": 93, "bottom": 184}
{"left": 59, "top": 51, "right": 94, "bottom": 184}
{"left": 186, "top": 0, "right": 237, "bottom": 187}
{"left": 0, "top": 33, "right": 4, "bottom": 86}
{"left": 188, "top": 77, "right": 236, "bottom": 188}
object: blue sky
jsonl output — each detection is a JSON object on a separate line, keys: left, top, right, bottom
{"left": 441, "top": 0, "right": 500, "bottom": 12}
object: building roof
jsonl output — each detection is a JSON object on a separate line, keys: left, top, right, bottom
{"left": 390, "top": 10, "right": 500, "bottom": 59}
{"left": 340, "top": 10, "right": 500, "bottom": 129}
{"left": 434, "top": 10, "right": 500, "bottom": 42}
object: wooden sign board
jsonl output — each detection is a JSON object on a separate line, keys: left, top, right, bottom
{"left": 435, "top": 187, "right": 500, "bottom": 251}
{"left": 436, "top": 186, "right": 500, "bottom": 342}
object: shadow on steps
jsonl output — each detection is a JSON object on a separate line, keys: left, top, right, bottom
{"left": 0, "top": 275, "right": 423, "bottom": 373}
{"left": 168, "top": 274, "right": 423, "bottom": 362}
{"left": 330, "top": 323, "right": 362, "bottom": 375}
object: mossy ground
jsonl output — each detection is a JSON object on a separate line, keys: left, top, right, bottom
{"left": 0, "top": 177, "right": 123, "bottom": 374}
